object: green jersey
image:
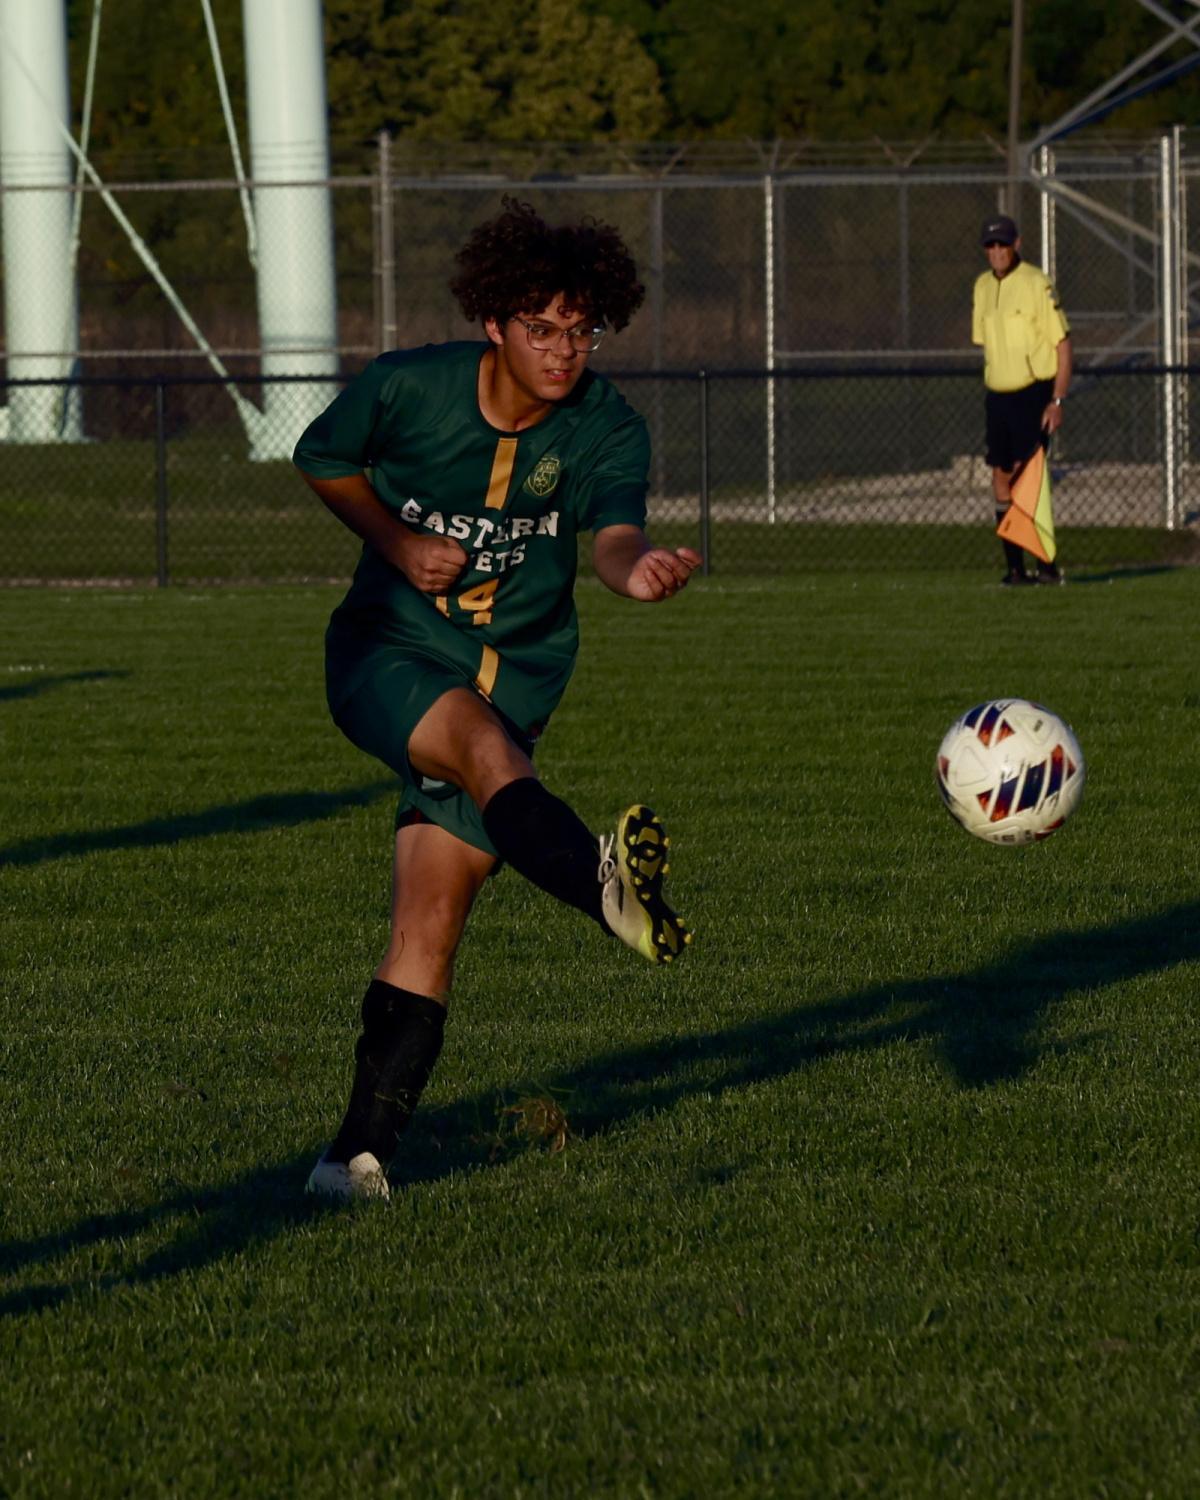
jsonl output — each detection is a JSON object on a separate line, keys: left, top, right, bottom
{"left": 293, "top": 342, "right": 649, "bottom": 732}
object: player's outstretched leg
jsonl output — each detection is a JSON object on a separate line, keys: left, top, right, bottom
{"left": 482, "top": 781, "right": 693, "bottom": 962}
{"left": 599, "top": 804, "right": 692, "bottom": 964}
{"left": 412, "top": 694, "right": 693, "bottom": 962}
{"left": 481, "top": 775, "right": 608, "bottom": 924}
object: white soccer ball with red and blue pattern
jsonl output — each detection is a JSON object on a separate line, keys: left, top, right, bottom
{"left": 936, "top": 698, "right": 1085, "bottom": 845}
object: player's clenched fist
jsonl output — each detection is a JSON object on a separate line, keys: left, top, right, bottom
{"left": 395, "top": 531, "right": 468, "bottom": 593}
{"left": 626, "top": 546, "right": 702, "bottom": 602}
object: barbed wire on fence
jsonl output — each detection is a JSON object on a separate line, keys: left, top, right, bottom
{"left": 1, "top": 131, "right": 1195, "bottom": 377}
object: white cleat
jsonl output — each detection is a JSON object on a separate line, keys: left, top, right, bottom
{"left": 305, "top": 1150, "right": 390, "bottom": 1201}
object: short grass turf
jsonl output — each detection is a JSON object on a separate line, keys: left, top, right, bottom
{"left": 2, "top": 568, "right": 1199, "bottom": 1498}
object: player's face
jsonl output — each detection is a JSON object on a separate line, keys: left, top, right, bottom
{"left": 487, "top": 296, "right": 598, "bottom": 404}
{"left": 985, "top": 238, "right": 1020, "bottom": 275}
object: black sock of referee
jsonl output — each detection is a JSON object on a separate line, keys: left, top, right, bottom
{"left": 996, "top": 508, "right": 1025, "bottom": 574}
{"left": 327, "top": 979, "right": 446, "bottom": 1166}
{"left": 481, "top": 776, "right": 606, "bottom": 928}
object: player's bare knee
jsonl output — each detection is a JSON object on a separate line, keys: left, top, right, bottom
{"left": 410, "top": 693, "right": 532, "bottom": 804}
{"left": 394, "top": 903, "right": 468, "bottom": 967}
{"left": 461, "top": 726, "right": 535, "bottom": 806}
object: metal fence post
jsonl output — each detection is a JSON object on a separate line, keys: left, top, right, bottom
{"left": 1175, "top": 124, "right": 1188, "bottom": 472}
{"left": 763, "top": 169, "right": 777, "bottom": 524}
{"left": 898, "top": 179, "right": 911, "bottom": 350}
{"left": 698, "top": 370, "right": 711, "bottom": 576}
{"left": 1038, "top": 144, "right": 1057, "bottom": 283}
{"left": 377, "top": 130, "right": 397, "bottom": 353}
{"left": 154, "top": 380, "right": 169, "bottom": 586}
{"left": 649, "top": 182, "right": 666, "bottom": 502}
{"left": 1160, "top": 132, "right": 1181, "bottom": 532}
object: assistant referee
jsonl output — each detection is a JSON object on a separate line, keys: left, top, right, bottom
{"left": 971, "top": 213, "right": 1072, "bottom": 585}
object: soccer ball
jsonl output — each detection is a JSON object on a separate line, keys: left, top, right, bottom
{"left": 935, "top": 698, "right": 1085, "bottom": 845}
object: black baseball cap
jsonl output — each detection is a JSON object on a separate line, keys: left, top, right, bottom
{"left": 981, "top": 215, "right": 1018, "bottom": 246}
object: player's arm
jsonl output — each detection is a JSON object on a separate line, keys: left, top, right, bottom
{"left": 292, "top": 362, "right": 465, "bottom": 593}
{"left": 592, "top": 523, "right": 701, "bottom": 602}
{"left": 297, "top": 470, "right": 465, "bottom": 593}
{"left": 1042, "top": 336, "right": 1072, "bottom": 435}
{"left": 583, "top": 417, "right": 699, "bottom": 600}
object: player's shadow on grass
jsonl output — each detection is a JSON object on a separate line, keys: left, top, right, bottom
{"left": 2, "top": 898, "right": 1197, "bottom": 1318}
{"left": 0, "top": 667, "right": 130, "bottom": 703}
{"left": 0, "top": 1153, "right": 333, "bottom": 1319}
{"left": 0, "top": 781, "right": 395, "bottom": 868}
{"left": 414, "top": 895, "right": 1200, "bottom": 1163}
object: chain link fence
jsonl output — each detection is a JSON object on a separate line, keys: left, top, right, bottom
{"left": 1, "top": 365, "right": 1195, "bottom": 586}
{"left": 0, "top": 138, "right": 1188, "bottom": 368}
{"left": 2, "top": 138, "right": 1199, "bottom": 579}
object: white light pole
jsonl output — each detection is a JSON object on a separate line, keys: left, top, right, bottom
{"left": 0, "top": 0, "right": 82, "bottom": 442}
{"left": 241, "top": 0, "right": 338, "bottom": 460}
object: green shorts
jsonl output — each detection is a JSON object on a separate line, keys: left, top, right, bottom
{"left": 327, "top": 641, "right": 539, "bottom": 858}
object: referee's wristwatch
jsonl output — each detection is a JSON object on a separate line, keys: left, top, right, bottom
{"left": 1051, "top": 396, "right": 1065, "bottom": 407}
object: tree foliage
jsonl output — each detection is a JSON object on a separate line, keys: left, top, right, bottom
{"left": 61, "top": 0, "right": 1200, "bottom": 157}
{"left": 326, "top": 0, "right": 665, "bottom": 143}
{"left": 593, "top": 0, "right": 1200, "bottom": 141}
{"left": 66, "top": 0, "right": 246, "bottom": 172}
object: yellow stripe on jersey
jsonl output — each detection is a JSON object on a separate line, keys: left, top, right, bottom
{"left": 485, "top": 437, "right": 519, "bottom": 509}
{"left": 475, "top": 644, "right": 499, "bottom": 700}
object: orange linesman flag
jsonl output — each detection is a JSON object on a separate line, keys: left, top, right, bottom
{"left": 997, "top": 445, "right": 1057, "bottom": 563}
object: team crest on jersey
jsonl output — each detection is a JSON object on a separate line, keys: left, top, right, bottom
{"left": 525, "top": 455, "right": 561, "bottom": 497}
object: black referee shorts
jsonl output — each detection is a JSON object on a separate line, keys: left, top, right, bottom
{"left": 984, "top": 379, "right": 1053, "bottom": 472}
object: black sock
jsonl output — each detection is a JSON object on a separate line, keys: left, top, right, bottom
{"left": 481, "top": 776, "right": 605, "bottom": 927}
{"left": 996, "top": 509, "right": 1025, "bottom": 573}
{"left": 328, "top": 980, "right": 446, "bottom": 1166}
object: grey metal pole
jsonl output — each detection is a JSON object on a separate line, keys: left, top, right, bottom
{"left": 775, "top": 183, "right": 789, "bottom": 497}
{"left": 155, "top": 381, "right": 170, "bottom": 587}
{"left": 898, "top": 179, "right": 911, "bottom": 350}
{"left": 1006, "top": 0, "right": 1025, "bottom": 216}
{"left": 1176, "top": 125, "right": 1189, "bottom": 471}
{"left": 649, "top": 184, "right": 665, "bottom": 501}
{"left": 699, "top": 371, "right": 711, "bottom": 576}
{"left": 1038, "top": 144, "right": 1056, "bottom": 283}
{"left": 763, "top": 171, "right": 777, "bottom": 523}
{"left": 1160, "top": 132, "right": 1180, "bottom": 532}
{"left": 898, "top": 179, "right": 914, "bottom": 473}
{"left": 378, "top": 129, "right": 397, "bottom": 352}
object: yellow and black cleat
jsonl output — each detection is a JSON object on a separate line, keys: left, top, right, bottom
{"left": 599, "top": 804, "right": 693, "bottom": 964}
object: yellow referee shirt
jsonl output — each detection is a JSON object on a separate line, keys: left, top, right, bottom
{"left": 971, "top": 260, "right": 1070, "bottom": 393}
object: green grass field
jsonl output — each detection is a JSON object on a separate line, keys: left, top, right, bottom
{"left": 3, "top": 569, "right": 1199, "bottom": 1497}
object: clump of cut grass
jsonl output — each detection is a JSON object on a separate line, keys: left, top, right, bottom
{"left": 494, "top": 1093, "right": 572, "bottom": 1156}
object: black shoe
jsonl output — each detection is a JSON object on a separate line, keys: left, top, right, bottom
{"left": 1035, "top": 565, "right": 1064, "bottom": 586}
{"left": 1000, "top": 569, "right": 1033, "bottom": 586}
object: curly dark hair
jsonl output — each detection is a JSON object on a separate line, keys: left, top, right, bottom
{"left": 450, "top": 197, "right": 645, "bottom": 332}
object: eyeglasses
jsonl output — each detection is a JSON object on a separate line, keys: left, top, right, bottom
{"left": 983, "top": 240, "right": 1010, "bottom": 249}
{"left": 512, "top": 315, "right": 606, "bottom": 353}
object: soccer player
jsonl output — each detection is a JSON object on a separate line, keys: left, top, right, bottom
{"left": 293, "top": 198, "right": 700, "bottom": 1201}
{"left": 972, "top": 213, "right": 1071, "bottom": 585}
